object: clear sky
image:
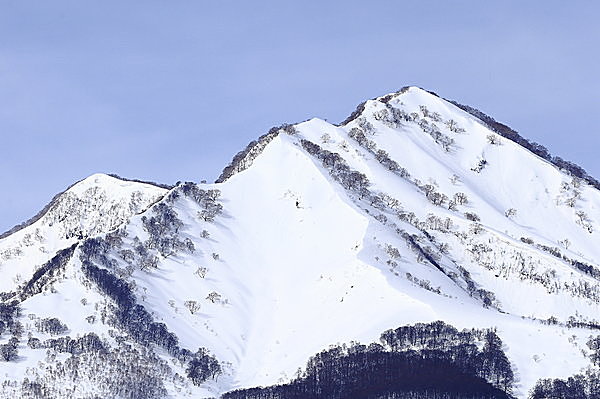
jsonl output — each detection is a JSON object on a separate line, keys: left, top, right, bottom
{"left": 1, "top": 1, "right": 599, "bottom": 232}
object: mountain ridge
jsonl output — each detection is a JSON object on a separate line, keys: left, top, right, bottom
{"left": 217, "top": 85, "right": 600, "bottom": 193}
{"left": 0, "top": 173, "right": 167, "bottom": 293}
{"left": 0, "top": 173, "right": 173, "bottom": 240}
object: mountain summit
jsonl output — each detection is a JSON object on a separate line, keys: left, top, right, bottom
{"left": 1, "top": 87, "right": 599, "bottom": 398}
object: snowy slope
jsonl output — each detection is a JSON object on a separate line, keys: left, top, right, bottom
{"left": 1, "top": 87, "right": 600, "bottom": 398}
{"left": 0, "top": 173, "right": 167, "bottom": 292}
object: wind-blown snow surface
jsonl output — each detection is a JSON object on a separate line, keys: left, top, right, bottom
{"left": 1, "top": 87, "right": 600, "bottom": 398}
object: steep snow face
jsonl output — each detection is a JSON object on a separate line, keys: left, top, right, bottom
{"left": 0, "top": 174, "right": 166, "bottom": 292}
{"left": 1, "top": 87, "right": 600, "bottom": 398}
{"left": 335, "top": 87, "right": 600, "bottom": 324}
{"left": 202, "top": 86, "right": 600, "bottom": 394}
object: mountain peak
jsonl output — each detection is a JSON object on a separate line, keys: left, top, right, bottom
{"left": 0, "top": 173, "right": 167, "bottom": 292}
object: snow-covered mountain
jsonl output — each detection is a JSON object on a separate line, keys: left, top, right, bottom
{"left": 0, "top": 174, "right": 168, "bottom": 293}
{"left": 1, "top": 87, "right": 599, "bottom": 398}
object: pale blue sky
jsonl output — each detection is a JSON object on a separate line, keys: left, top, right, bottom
{"left": 1, "top": 1, "right": 599, "bottom": 232}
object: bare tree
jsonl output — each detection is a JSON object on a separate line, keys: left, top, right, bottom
{"left": 559, "top": 238, "right": 571, "bottom": 250}
{"left": 487, "top": 134, "right": 501, "bottom": 145}
{"left": 184, "top": 300, "right": 201, "bottom": 315}
{"left": 195, "top": 267, "right": 208, "bottom": 278}
{"left": 206, "top": 292, "right": 222, "bottom": 303}
{"left": 448, "top": 200, "right": 458, "bottom": 211}
{"left": 505, "top": 208, "right": 517, "bottom": 218}
{"left": 453, "top": 192, "right": 468, "bottom": 205}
